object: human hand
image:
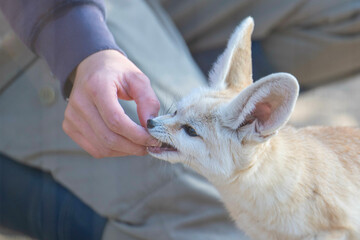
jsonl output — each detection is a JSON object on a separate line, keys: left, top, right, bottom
{"left": 62, "top": 50, "right": 160, "bottom": 158}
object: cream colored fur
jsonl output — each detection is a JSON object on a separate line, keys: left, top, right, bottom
{"left": 147, "top": 17, "right": 360, "bottom": 240}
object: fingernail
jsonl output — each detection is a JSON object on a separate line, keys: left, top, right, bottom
{"left": 149, "top": 114, "right": 158, "bottom": 119}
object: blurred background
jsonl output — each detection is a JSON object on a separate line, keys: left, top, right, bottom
{"left": 0, "top": 0, "right": 359, "bottom": 239}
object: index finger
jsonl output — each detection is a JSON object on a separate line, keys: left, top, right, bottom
{"left": 124, "top": 73, "right": 161, "bottom": 128}
{"left": 91, "top": 79, "right": 157, "bottom": 147}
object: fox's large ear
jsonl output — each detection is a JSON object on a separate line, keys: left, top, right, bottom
{"left": 220, "top": 73, "right": 299, "bottom": 139}
{"left": 209, "top": 17, "right": 254, "bottom": 91}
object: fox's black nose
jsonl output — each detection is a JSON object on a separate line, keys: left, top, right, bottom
{"left": 147, "top": 119, "right": 156, "bottom": 129}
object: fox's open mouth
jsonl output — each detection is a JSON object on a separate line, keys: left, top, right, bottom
{"left": 147, "top": 141, "right": 177, "bottom": 154}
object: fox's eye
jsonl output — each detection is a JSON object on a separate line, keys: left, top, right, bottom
{"left": 182, "top": 125, "right": 198, "bottom": 137}
{"left": 173, "top": 110, "right": 177, "bottom": 116}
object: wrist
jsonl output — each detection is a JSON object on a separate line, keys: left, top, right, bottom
{"left": 34, "top": 5, "right": 124, "bottom": 98}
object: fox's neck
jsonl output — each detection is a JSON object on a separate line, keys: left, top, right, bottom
{"left": 209, "top": 126, "right": 310, "bottom": 220}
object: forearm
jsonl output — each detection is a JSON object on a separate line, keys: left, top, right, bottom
{"left": 0, "top": 0, "right": 123, "bottom": 97}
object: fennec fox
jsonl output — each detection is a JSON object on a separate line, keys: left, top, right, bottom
{"left": 147, "top": 17, "right": 360, "bottom": 240}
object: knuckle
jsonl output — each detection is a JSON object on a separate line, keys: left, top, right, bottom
{"left": 84, "top": 74, "right": 102, "bottom": 97}
{"left": 67, "top": 94, "right": 84, "bottom": 111}
{"left": 102, "top": 134, "right": 117, "bottom": 149}
{"left": 138, "top": 74, "right": 150, "bottom": 84}
{"left": 63, "top": 108, "right": 72, "bottom": 121}
{"left": 129, "top": 72, "right": 150, "bottom": 84}
{"left": 62, "top": 121, "right": 71, "bottom": 134}
{"left": 107, "top": 114, "right": 123, "bottom": 132}
{"left": 85, "top": 85, "right": 98, "bottom": 99}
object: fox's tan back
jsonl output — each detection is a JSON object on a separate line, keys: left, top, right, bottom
{"left": 251, "top": 126, "right": 360, "bottom": 239}
{"left": 304, "top": 127, "right": 360, "bottom": 163}
{"left": 302, "top": 126, "right": 360, "bottom": 187}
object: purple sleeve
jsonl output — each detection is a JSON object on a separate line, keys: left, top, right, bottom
{"left": 0, "top": 0, "right": 123, "bottom": 97}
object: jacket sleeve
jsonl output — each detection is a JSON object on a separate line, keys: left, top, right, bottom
{"left": 0, "top": 0, "right": 123, "bottom": 97}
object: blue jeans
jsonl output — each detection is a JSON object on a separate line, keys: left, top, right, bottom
{"left": 0, "top": 153, "right": 107, "bottom": 240}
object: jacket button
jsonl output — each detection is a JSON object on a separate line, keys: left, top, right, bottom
{"left": 38, "top": 86, "right": 56, "bottom": 106}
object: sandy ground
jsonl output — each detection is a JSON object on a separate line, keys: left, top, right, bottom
{"left": 1, "top": 73, "right": 360, "bottom": 240}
